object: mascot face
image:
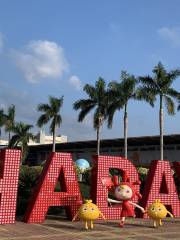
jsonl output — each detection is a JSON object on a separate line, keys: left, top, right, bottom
{"left": 147, "top": 200, "right": 168, "bottom": 219}
{"left": 78, "top": 200, "right": 100, "bottom": 221}
{"left": 114, "top": 184, "right": 133, "bottom": 200}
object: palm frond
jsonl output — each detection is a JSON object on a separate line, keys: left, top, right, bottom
{"left": 8, "top": 135, "right": 20, "bottom": 148}
{"left": 49, "top": 115, "right": 62, "bottom": 133}
{"left": 56, "top": 115, "right": 62, "bottom": 127}
{"left": 49, "top": 96, "right": 64, "bottom": 113}
{"left": 37, "top": 96, "right": 63, "bottom": 142}
{"left": 4, "top": 104, "right": 15, "bottom": 132}
{"left": 37, "top": 114, "right": 50, "bottom": 127}
{"left": 73, "top": 99, "right": 95, "bottom": 110}
{"left": 96, "top": 77, "right": 106, "bottom": 93}
{"left": 83, "top": 84, "right": 96, "bottom": 99}
{"left": 135, "top": 87, "right": 156, "bottom": 107}
{"left": 0, "top": 109, "right": 5, "bottom": 127}
{"left": 138, "top": 76, "right": 157, "bottom": 88}
{"left": 49, "top": 117, "right": 56, "bottom": 134}
{"left": 167, "top": 69, "right": 180, "bottom": 80}
{"left": 78, "top": 105, "right": 95, "bottom": 122}
{"left": 37, "top": 103, "right": 51, "bottom": 112}
{"left": 93, "top": 109, "right": 105, "bottom": 129}
{"left": 108, "top": 81, "right": 120, "bottom": 90}
{"left": 164, "top": 69, "right": 180, "bottom": 87}
{"left": 7, "top": 104, "right": 15, "bottom": 119}
{"left": 166, "top": 88, "right": 180, "bottom": 100}
{"left": 107, "top": 103, "right": 122, "bottom": 128}
{"left": 153, "top": 62, "right": 166, "bottom": 84}
{"left": 164, "top": 95, "right": 175, "bottom": 115}
{"left": 178, "top": 103, "right": 180, "bottom": 111}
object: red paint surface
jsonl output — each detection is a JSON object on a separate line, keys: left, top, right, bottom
{"left": 24, "top": 152, "right": 82, "bottom": 223}
{"left": 140, "top": 160, "right": 180, "bottom": 217}
{"left": 0, "top": 149, "right": 21, "bottom": 224}
{"left": 91, "top": 155, "right": 140, "bottom": 219}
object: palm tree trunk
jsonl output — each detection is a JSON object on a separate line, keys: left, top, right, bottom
{"left": 96, "top": 124, "right": 100, "bottom": 155}
{"left": 124, "top": 104, "right": 128, "bottom": 158}
{"left": 159, "top": 95, "right": 163, "bottom": 160}
{"left": 52, "top": 125, "right": 56, "bottom": 152}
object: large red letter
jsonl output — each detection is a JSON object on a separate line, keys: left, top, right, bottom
{"left": 140, "top": 160, "right": 180, "bottom": 217}
{"left": 91, "top": 155, "right": 140, "bottom": 220}
{"left": 0, "top": 149, "right": 21, "bottom": 224}
{"left": 173, "top": 162, "right": 180, "bottom": 182}
{"left": 24, "top": 152, "right": 82, "bottom": 223}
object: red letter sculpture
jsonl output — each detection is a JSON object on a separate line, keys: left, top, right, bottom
{"left": 173, "top": 162, "right": 180, "bottom": 182}
{"left": 140, "top": 160, "right": 180, "bottom": 217}
{"left": 0, "top": 149, "right": 21, "bottom": 224}
{"left": 24, "top": 152, "right": 82, "bottom": 223}
{"left": 91, "top": 155, "right": 140, "bottom": 220}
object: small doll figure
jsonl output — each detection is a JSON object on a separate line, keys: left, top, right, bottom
{"left": 147, "top": 199, "right": 174, "bottom": 228}
{"left": 72, "top": 199, "right": 106, "bottom": 230}
{"left": 103, "top": 174, "right": 145, "bottom": 227}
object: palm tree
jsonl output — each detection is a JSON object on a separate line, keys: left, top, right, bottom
{"left": 4, "top": 104, "right": 15, "bottom": 142}
{"left": 178, "top": 101, "right": 180, "bottom": 111}
{"left": 139, "top": 62, "right": 180, "bottom": 160}
{"left": 9, "top": 122, "right": 34, "bottom": 163}
{"left": 73, "top": 77, "right": 109, "bottom": 155}
{"left": 37, "top": 96, "right": 63, "bottom": 152}
{"left": 107, "top": 71, "right": 154, "bottom": 158}
{"left": 0, "top": 109, "right": 5, "bottom": 138}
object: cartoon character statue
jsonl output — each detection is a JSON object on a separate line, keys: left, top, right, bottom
{"left": 72, "top": 199, "right": 106, "bottom": 230}
{"left": 147, "top": 199, "right": 174, "bottom": 228}
{"left": 102, "top": 174, "right": 145, "bottom": 227}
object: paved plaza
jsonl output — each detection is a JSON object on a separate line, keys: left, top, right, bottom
{"left": 0, "top": 216, "right": 179, "bottom": 240}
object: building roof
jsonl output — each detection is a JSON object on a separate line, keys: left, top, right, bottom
{"left": 28, "top": 134, "right": 180, "bottom": 152}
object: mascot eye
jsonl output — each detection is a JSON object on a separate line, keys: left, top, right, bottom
{"left": 151, "top": 208, "right": 155, "bottom": 211}
{"left": 126, "top": 190, "right": 130, "bottom": 193}
{"left": 158, "top": 208, "right": 161, "bottom": 211}
{"left": 83, "top": 208, "right": 87, "bottom": 211}
{"left": 118, "top": 188, "right": 121, "bottom": 192}
{"left": 91, "top": 208, "right": 94, "bottom": 211}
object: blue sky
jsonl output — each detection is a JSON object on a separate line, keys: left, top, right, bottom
{"left": 0, "top": 0, "right": 180, "bottom": 141}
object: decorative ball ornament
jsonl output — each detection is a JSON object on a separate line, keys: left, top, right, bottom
{"left": 75, "top": 159, "right": 90, "bottom": 172}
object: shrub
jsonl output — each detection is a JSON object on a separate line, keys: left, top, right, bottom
{"left": 137, "top": 167, "right": 149, "bottom": 193}
{"left": 16, "top": 165, "right": 42, "bottom": 215}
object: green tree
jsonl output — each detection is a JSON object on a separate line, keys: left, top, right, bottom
{"left": 4, "top": 104, "right": 15, "bottom": 142}
{"left": 0, "top": 109, "right": 5, "bottom": 138}
{"left": 107, "top": 71, "right": 154, "bottom": 158}
{"left": 73, "top": 77, "right": 109, "bottom": 155}
{"left": 139, "top": 62, "right": 180, "bottom": 160}
{"left": 37, "top": 96, "right": 63, "bottom": 152}
{"left": 9, "top": 122, "right": 34, "bottom": 163}
{"left": 178, "top": 102, "right": 180, "bottom": 111}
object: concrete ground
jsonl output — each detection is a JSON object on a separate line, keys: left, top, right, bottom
{"left": 0, "top": 216, "right": 179, "bottom": 240}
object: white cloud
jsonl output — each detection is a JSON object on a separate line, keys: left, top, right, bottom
{"left": 158, "top": 27, "right": 180, "bottom": 47}
{"left": 10, "top": 40, "right": 69, "bottom": 83}
{"left": 69, "top": 75, "right": 82, "bottom": 91}
{"left": 0, "top": 33, "right": 4, "bottom": 52}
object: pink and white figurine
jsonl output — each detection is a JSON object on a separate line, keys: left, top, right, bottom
{"left": 104, "top": 175, "right": 145, "bottom": 227}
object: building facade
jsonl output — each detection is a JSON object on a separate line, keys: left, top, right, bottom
{"left": 29, "top": 130, "right": 68, "bottom": 146}
{"left": 26, "top": 134, "right": 180, "bottom": 167}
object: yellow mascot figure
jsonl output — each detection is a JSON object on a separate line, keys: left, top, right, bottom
{"left": 72, "top": 200, "right": 106, "bottom": 230}
{"left": 147, "top": 199, "right": 173, "bottom": 228}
